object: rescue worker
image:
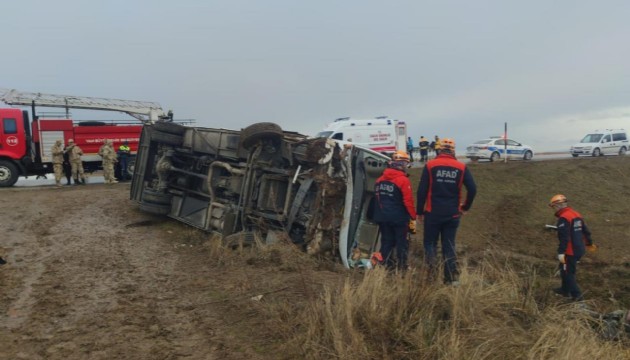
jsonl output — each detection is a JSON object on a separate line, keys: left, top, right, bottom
{"left": 433, "top": 135, "right": 441, "bottom": 156}
{"left": 118, "top": 140, "right": 131, "bottom": 180}
{"left": 99, "top": 139, "right": 119, "bottom": 184}
{"left": 406, "top": 137, "right": 415, "bottom": 162}
{"left": 373, "top": 150, "right": 416, "bottom": 271}
{"left": 549, "top": 194, "right": 596, "bottom": 301}
{"left": 51, "top": 139, "right": 65, "bottom": 187}
{"left": 416, "top": 138, "right": 476, "bottom": 285}
{"left": 418, "top": 136, "right": 430, "bottom": 162}
{"left": 66, "top": 139, "right": 86, "bottom": 185}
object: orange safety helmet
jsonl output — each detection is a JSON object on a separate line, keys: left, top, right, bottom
{"left": 548, "top": 194, "right": 567, "bottom": 207}
{"left": 391, "top": 150, "right": 410, "bottom": 162}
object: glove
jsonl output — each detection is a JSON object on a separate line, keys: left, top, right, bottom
{"left": 408, "top": 219, "right": 417, "bottom": 234}
{"left": 557, "top": 254, "right": 566, "bottom": 264}
{"left": 586, "top": 244, "right": 598, "bottom": 253}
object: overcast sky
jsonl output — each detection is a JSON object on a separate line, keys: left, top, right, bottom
{"left": 3, "top": 1, "right": 630, "bottom": 151}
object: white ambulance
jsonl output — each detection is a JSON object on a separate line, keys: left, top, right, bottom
{"left": 315, "top": 116, "right": 408, "bottom": 155}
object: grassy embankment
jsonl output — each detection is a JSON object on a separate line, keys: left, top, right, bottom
{"left": 187, "top": 156, "right": 630, "bottom": 359}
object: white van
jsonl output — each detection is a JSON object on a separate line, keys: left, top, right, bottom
{"left": 570, "top": 129, "right": 629, "bottom": 157}
{"left": 315, "top": 116, "right": 408, "bottom": 155}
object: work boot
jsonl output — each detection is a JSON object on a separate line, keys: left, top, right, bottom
{"left": 0, "top": 256, "right": 6, "bottom": 265}
{"left": 80, "top": 178, "right": 86, "bottom": 185}
{"left": 553, "top": 287, "right": 571, "bottom": 298}
{"left": 74, "top": 178, "right": 80, "bottom": 185}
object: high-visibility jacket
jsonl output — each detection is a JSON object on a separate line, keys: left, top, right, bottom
{"left": 416, "top": 153, "right": 476, "bottom": 217}
{"left": 373, "top": 168, "right": 416, "bottom": 223}
{"left": 555, "top": 207, "right": 592, "bottom": 259}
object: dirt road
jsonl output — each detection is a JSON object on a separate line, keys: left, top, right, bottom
{"left": 0, "top": 183, "right": 271, "bottom": 359}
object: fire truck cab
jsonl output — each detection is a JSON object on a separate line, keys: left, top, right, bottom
{"left": 0, "top": 89, "right": 166, "bottom": 187}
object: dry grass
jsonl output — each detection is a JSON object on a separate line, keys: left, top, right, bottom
{"left": 184, "top": 156, "right": 630, "bottom": 359}
{"left": 283, "top": 257, "right": 629, "bottom": 359}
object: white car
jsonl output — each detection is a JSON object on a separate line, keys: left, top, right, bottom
{"left": 465, "top": 137, "right": 534, "bottom": 162}
{"left": 570, "top": 129, "right": 628, "bottom": 157}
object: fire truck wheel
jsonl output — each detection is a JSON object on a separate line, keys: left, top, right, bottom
{"left": 153, "top": 121, "right": 186, "bottom": 135}
{"left": 142, "top": 188, "right": 172, "bottom": 205}
{"left": 0, "top": 160, "right": 19, "bottom": 187}
{"left": 151, "top": 130, "right": 184, "bottom": 146}
{"left": 240, "top": 122, "right": 283, "bottom": 150}
{"left": 139, "top": 201, "right": 171, "bottom": 215}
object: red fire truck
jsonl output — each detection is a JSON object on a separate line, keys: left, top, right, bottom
{"left": 0, "top": 89, "right": 168, "bottom": 187}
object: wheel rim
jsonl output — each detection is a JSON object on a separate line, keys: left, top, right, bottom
{"left": 620, "top": 148, "right": 627, "bottom": 155}
{"left": 0, "top": 167, "right": 10, "bottom": 181}
{"left": 524, "top": 151, "right": 532, "bottom": 160}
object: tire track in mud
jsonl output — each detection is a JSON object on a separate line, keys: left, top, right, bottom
{"left": 0, "top": 184, "right": 252, "bottom": 359}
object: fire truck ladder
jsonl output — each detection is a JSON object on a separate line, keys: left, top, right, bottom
{"left": 0, "top": 88, "right": 165, "bottom": 123}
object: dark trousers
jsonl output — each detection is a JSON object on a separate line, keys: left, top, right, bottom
{"left": 423, "top": 214, "right": 460, "bottom": 283}
{"left": 119, "top": 156, "right": 128, "bottom": 179}
{"left": 407, "top": 147, "right": 414, "bottom": 162}
{"left": 560, "top": 255, "right": 583, "bottom": 300}
{"left": 379, "top": 221, "right": 409, "bottom": 271}
{"left": 63, "top": 163, "right": 72, "bottom": 184}
{"left": 420, "top": 149, "right": 428, "bottom": 162}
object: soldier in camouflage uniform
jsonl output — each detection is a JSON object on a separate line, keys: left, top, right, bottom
{"left": 66, "top": 139, "right": 86, "bottom": 185}
{"left": 51, "top": 139, "right": 65, "bottom": 187}
{"left": 98, "top": 139, "right": 118, "bottom": 184}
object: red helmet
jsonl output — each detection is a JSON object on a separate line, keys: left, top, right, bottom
{"left": 549, "top": 194, "right": 567, "bottom": 207}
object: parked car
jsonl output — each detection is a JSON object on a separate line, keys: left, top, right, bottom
{"left": 465, "top": 137, "right": 534, "bottom": 162}
{"left": 130, "top": 121, "right": 391, "bottom": 268}
{"left": 570, "top": 129, "right": 628, "bottom": 157}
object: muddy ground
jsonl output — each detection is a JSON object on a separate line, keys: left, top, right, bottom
{"left": 0, "top": 181, "right": 301, "bottom": 360}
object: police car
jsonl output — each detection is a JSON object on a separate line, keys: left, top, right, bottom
{"left": 465, "top": 137, "right": 534, "bottom": 162}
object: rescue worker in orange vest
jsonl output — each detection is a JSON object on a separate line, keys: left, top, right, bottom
{"left": 416, "top": 138, "right": 476, "bottom": 285}
{"left": 373, "top": 150, "right": 416, "bottom": 271}
{"left": 549, "top": 194, "right": 596, "bottom": 301}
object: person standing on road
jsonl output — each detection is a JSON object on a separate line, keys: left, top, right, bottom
{"left": 419, "top": 136, "right": 429, "bottom": 162}
{"left": 373, "top": 150, "right": 416, "bottom": 271}
{"left": 63, "top": 142, "right": 73, "bottom": 185}
{"left": 416, "top": 138, "right": 476, "bottom": 285}
{"left": 51, "top": 139, "right": 65, "bottom": 187}
{"left": 407, "top": 137, "right": 415, "bottom": 162}
{"left": 66, "top": 139, "right": 86, "bottom": 185}
{"left": 99, "top": 139, "right": 119, "bottom": 184}
{"left": 549, "top": 194, "right": 596, "bottom": 301}
{"left": 118, "top": 140, "right": 131, "bottom": 181}
{"left": 433, "top": 135, "right": 442, "bottom": 157}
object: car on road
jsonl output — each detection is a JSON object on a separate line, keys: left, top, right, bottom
{"left": 570, "top": 129, "right": 628, "bottom": 157}
{"left": 465, "top": 137, "right": 534, "bottom": 162}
